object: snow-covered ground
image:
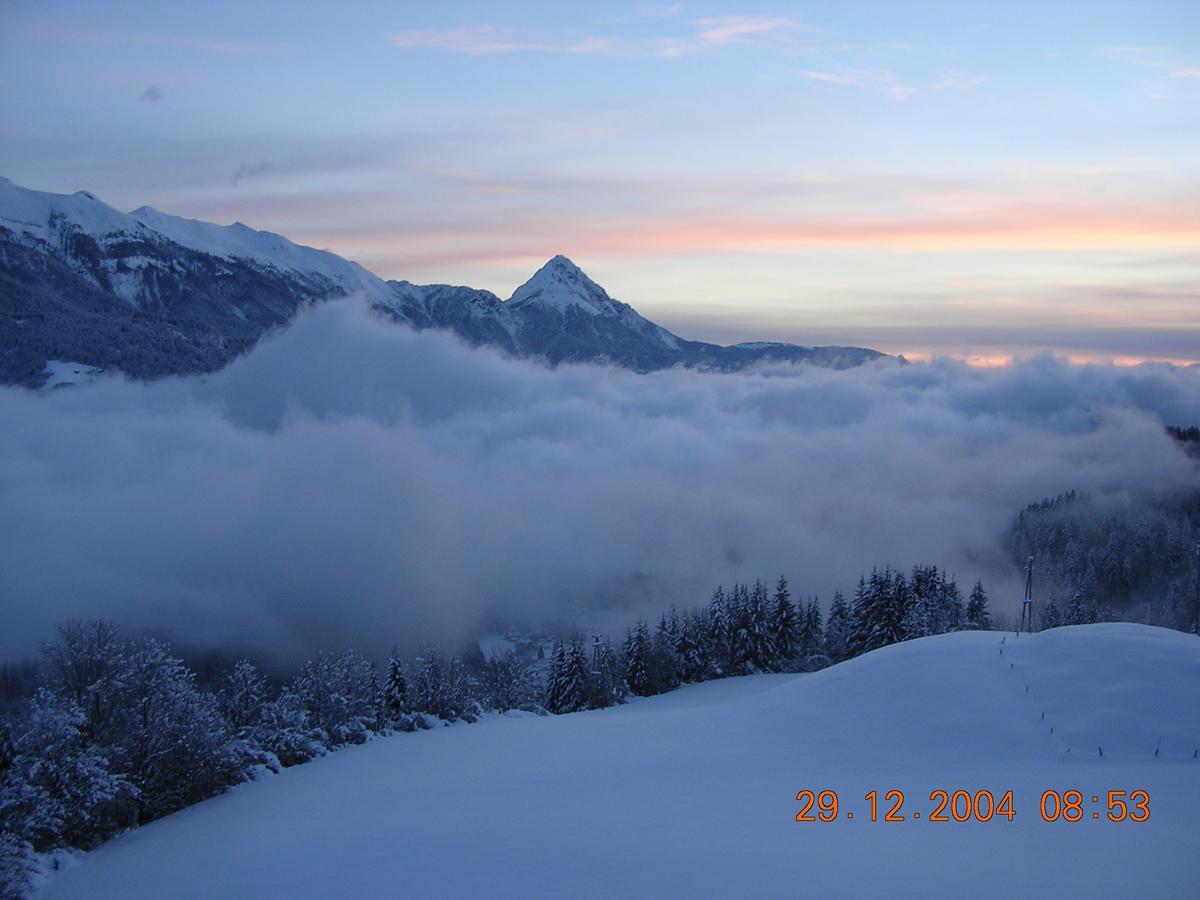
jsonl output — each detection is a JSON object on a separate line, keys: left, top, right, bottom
{"left": 40, "top": 361, "right": 105, "bottom": 390}
{"left": 43, "top": 624, "right": 1200, "bottom": 898}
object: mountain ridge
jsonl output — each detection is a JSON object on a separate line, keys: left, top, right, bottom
{"left": 0, "top": 177, "right": 891, "bottom": 387}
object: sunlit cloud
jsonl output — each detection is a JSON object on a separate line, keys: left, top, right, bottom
{"left": 631, "top": 3, "right": 684, "bottom": 19}
{"left": 803, "top": 68, "right": 916, "bottom": 100}
{"left": 933, "top": 71, "right": 985, "bottom": 90}
{"left": 389, "top": 25, "right": 532, "bottom": 56}
{"left": 1104, "top": 45, "right": 1200, "bottom": 84}
{"left": 694, "top": 16, "right": 802, "bottom": 45}
{"left": 389, "top": 15, "right": 807, "bottom": 59}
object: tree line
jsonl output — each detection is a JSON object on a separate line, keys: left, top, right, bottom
{"left": 1010, "top": 488, "right": 1200, "bottom": 632}
{"left": 1, "top": 563, "right": 988, "bottom": 893}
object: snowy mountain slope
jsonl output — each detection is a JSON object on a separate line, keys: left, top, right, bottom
{"left": 0, "top": 177, "right": 395, "bottom": 305}
{"left": 387, "top": 255, "right": 888, "bottom": 372}
{"left": 0, "top": 178, "right": 398, "bottom": 387}
{"left": 42, "top": 624, "right": 1200, "bottom": 898}
{"left": 0, "top": 177, "right": 890, "bottom": 386}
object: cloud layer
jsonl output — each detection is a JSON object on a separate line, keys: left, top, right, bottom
{"left": 1, "top": 301, "right": 1197, "bottom": 663}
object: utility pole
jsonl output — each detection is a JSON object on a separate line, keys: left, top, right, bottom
{"left": 1019, "top": 555, "right": 1035, "bottom": 635}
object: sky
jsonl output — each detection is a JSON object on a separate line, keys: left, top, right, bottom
{"left": 1, "top": 0, "right": 1198, "bottom": 362}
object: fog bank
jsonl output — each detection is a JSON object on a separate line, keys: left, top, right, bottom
{"left": 1, "top": 300, "right": 1196, "bottom": 662}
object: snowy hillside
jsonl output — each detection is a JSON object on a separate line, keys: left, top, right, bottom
{"left": 42, "top": 624, "right": 1200, "bottom": 898}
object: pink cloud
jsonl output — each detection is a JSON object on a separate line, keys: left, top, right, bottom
{"left": 390, "top": 15, "right": 807, "bottom": 59}
{"left": 803, "top": 69, "right": 916, "bottom": 101}
{"left": 693, "top": 16, "right": 801, "bottom": 45}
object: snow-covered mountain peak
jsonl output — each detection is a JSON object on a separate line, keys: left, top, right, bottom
{"left": 508, "top": 255, "right": 617, "bottom": 316}
{"left": 0, "top": 178, "right": 396, "bottom": 306}
{"left": 0, "top": 178, "right": 135, "bottom": 241}
{"left": 0, "top": 177, "right": 890, "bottom": 385}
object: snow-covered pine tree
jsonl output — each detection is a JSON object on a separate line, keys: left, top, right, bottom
{"left": 624, "top": 623, "right": 655, "bottom": 697}
{"left": 383, "top": 652, "right": 410, "bottom": 722}
{"left": 652, "top": 616, "right": 681, "bottom": 693}
{"left": 937, "top": 571, "right": 963, "bottom": 633}
{"left": 858, "top": 568, "right": 908, "bottom": 654}
{"left": 0, "top": 830, "right": 38, "bottom": 899}
{"left": 727, "top": 584, "right": 754, "bottom": 674}
{"left": 902, "top": 565, "right": 938, "bottom": 639}
{"left": 795, "top": 595, "right": 817, "bottom": 663}
{"left": 666, "top": 607, "right": 682, "bottom": 651}
{"left": 675, "top": 613, "right": 705, "bottom": 683}
{"left": 1039, "top": 600, "right": 1063, "bottom": 630}
{"left": 846, "top": 576, "right": 870, "bottom": 659}
{"left": 482, "top": 650, "right": 539, "bottom": 713}
{"left": 412, "top": 646, "right": 456, "bottom": 722}
{"left": 1067, "top": 590, "right": 1095, "bottom": 625}
{"left": 544, "top": 642, "right": 568, "bottom": 713}
{"left": 802, "top": 598, "right": 827, "bottom": 670}
{"left": 443, "top": 656, "right": 479, "bottom": 723}
{"left": 748, "top": 580, "right": 776, "bottom": 671}
{"left": 560, "top": 639, "right": 592, "bottom": 713}
{"left": 704, "top": 587, "right": 730, "bottom": 678}
{"left": 769, "top": 576, "right": 800, "bottom": 669}
{"left": 966, "top": 580, "right": 992, "bottom": 630}
{"left": 824, "top": 590, "right": 852, "bottom": 663}
{"left": 0, "top": 720, "right": 14, "bottom": 774}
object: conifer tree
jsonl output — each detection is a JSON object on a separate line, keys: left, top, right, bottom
{"left": 1039, "top": 600, "right": 1063, "bottom": 630}
{"left": 728, "top": 584, "right": 754, "bottom": 674}
{"left": 482, "top": 650, "right": 538, "bottom": 713}
{"left": 903, "top": 565, "right": 939, "bottom": 639}
{"left": 769, "top": 576, "right": 801, "bottom": 668}
{"left": 560, "top": 639, "right": 592, "bottom": 713}
{"left": 624, "top": 622, "right": 655, "bottom": 697}
{"left": 383, "top": 652, "right": 409, "bottom": 719}
{"left": 413, "top": 646, "right": 463, "bottom": 721}
{"left": 544, "top": 642, "right": 568, "bottom": 714}
{"left": 652, "top": 616, "right": 681, "bottom": 693}
{"left": 588, "top": 635, "right": 626, "bottom": 708}
{"left": 965, "top": 580, "right": 992, "bottom": 630}
{"left": 747, "top": 580, "right": 776, "bottom": 670}
{"left": 857, "top": 568, "right": 908, "bottom": 654}
{"left": 674, "top": 613, "right": 705, "bottom": 683}
{"left": 824, "top": 591, "right": 852, "bottom": 663}
{"left": 704, "top": 587, "right": 730, "bottom": 678}
{"left": 1067, "top": 590, "right": 1095, "bottom": 625}
{"left": 802, "top": 598, "right": 826, "bottom": 668}
{"left": 938, "top": 571, "right": 963, "bottom": 633}
{"left": 847, "top": 576, "right": 870, "bottom": 658}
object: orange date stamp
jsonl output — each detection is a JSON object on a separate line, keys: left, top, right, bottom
{"left": 794, "top": 789, "right": 1149, "bottom": 823}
